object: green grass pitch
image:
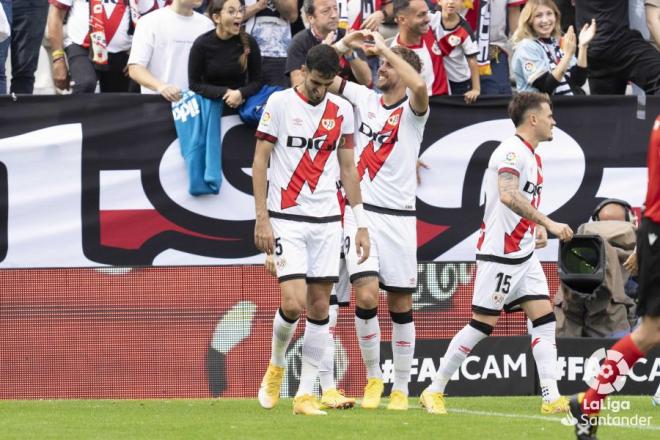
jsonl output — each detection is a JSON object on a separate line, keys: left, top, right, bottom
{"left": 0, "top": 396, "right": 658, "bottom": 439}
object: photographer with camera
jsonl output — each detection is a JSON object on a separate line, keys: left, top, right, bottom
{"left": 554, "top": 199, "right": 638, "bottom": 337}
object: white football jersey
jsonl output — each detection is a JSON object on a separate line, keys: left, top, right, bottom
{"left": 256, "top": 88, "right": 355, "bottom": 219}
{"left": 477, "top": 135, "right": 543, "bottom": 260}
{"left": 340, "top": 81, "right": 428, "bottom": 211}
{"left": 391, "top": 12, "right": 449, "bottom": 96}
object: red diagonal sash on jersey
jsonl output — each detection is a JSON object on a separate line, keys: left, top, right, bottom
{"left": 281, "top": 101, "right": 343, "bottom": 209}
{"left": 437, "top": 26, "right": 470, "bottom": 57}
{"left": 504, "top": 218, "right": 534, "bottom": 254}
{"left": 84, "top": 0, "right": 127, "bottom": 51}
{"left": 504, "top": 154, "right": 543, "bottom": 254}
{"left": 357, "top": 106, "right": 404, "bottom": 181}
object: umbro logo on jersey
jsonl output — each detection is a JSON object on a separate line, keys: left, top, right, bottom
{"left": 285, "top": 135, "right": 336, "bottom": 151}
{"left": 292, "top": 117, "right": 303, "bottom": 126}
{"left": 522, "top": 181, "right": 542, "bottom": 197}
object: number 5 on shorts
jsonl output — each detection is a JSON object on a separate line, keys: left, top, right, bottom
{"left": 275, "top": 238, "right": 283, "bottom": 256}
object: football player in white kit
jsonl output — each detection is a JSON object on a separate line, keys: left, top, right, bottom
{"left": 420, "top": 92, "right": 574, "bottom": 415}
{"left": 253, "top": 44, "right": 370, "bottom": 415}
{"left": 329, "top": 30, "right": 429, "bottom": 410}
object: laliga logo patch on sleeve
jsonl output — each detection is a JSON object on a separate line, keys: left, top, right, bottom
{"left": 524, "top": 61, "right": 535, "bottom": 73}
{"left": 260, "top": 111, "right": 271, "bottom": 126}
{"left": 504, "top": 151, "right": 518, "bottom": 166}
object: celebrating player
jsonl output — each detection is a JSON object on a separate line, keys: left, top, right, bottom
{"left": 329, "top": 30, "right": 429, "bottom": 410}
{"left": 253, "top": 44, "right": 370, "bottom": 415}
{"left": 420, "top": 92, "right": 574, "bottom": 415}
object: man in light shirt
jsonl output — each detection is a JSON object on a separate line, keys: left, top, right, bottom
{"left": 128, "top": 0, "right": 214, "bottom": 102}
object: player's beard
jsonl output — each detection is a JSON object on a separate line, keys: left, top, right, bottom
{"left": 308, "top": 91, "right": 325, "bottom": 105}
{"left": 376, "top": 72, "right": 393, "bottom": 92}
{"left": 416, "top": 22, "right": 430, "bottom": 35}
{"left": 378, "top": 81, "right": 392, "bottom": 92}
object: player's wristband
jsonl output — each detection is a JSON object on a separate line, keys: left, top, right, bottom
{"left": 334, "top": 39, "right": 350, "bottom": 55}
{"left": 353, "top": 204, "right": 368, "bottom": 229}
{"left": 52, "top": 49, "right": 66, "bottom": 59}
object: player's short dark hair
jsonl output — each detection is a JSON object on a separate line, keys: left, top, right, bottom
{"left": 393, "top": 0, "right": 413, "bottom": 17}
{"left": 508, "top": 92, "right": 552, "bottom": 127}
{"left": 391, "top": 46, "right": 422, "bottom": 73}
{"left": 305, "top": 44, "right": 340, "bottom": 78}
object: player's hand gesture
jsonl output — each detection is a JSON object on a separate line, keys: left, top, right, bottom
{"left": 254, "top": 218, "right": 275, "bottom": 255}
{"left": 545, "top": 220, "right": 573, "bottom": 241}
{"left": 364, "top": 31, "right": 387, "bottom": 57}
{"left": 354, "top": 227, "right": 371, "bottom": 264}
{"left": 343, "top": 29, "right": 372, "bottom": 50}
{"left": 534, "top": 225, "right": 548, "bottom": 249}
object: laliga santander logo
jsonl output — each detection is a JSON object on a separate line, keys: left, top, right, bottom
{"left": 562, "top": 348, "right": 631, "bottom": 428}
{"left": 583, "top": 348, "right": 630, "bottom": 395}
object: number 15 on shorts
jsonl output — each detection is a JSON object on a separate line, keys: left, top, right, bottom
{"left": 495, "top": 272, "right": 511, "bottom": 294}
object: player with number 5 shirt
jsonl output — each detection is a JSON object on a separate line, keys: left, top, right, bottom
{"left": 252, "top": 44, "right": 370, "bottom": 416}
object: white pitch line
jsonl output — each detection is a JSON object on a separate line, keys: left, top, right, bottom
{"left": 445, "top": 407, "right": 660, "bottom": 431}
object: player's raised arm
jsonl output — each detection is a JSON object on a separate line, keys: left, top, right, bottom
{"left": 368, "top": 31, "right": 428, "bottom": 115}
{"left": 252, "top": 138, "right": 276, "bottom": 254}
{"left": 498, "top": 171, "right": 573, "bottom": 241}
{"left": 331, "top": 29, "right": 374, "bottom": 87}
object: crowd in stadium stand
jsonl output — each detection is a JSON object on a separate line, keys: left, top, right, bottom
{"left": 0, "top": 0, "right": 659, "bottom": 97}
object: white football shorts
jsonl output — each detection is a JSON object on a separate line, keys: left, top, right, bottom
{"left": 472, "top": 254, "right": 549, "bottom": 315}
{"left": 271, "top": 218, "right": 342, "bottom": 283}
{"left": 343, "top": 205, "right": 417, "bottom": 293}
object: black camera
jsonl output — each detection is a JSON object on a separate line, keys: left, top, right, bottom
{"left": 558, "top": 235, "right": 606, "bottom": 296}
